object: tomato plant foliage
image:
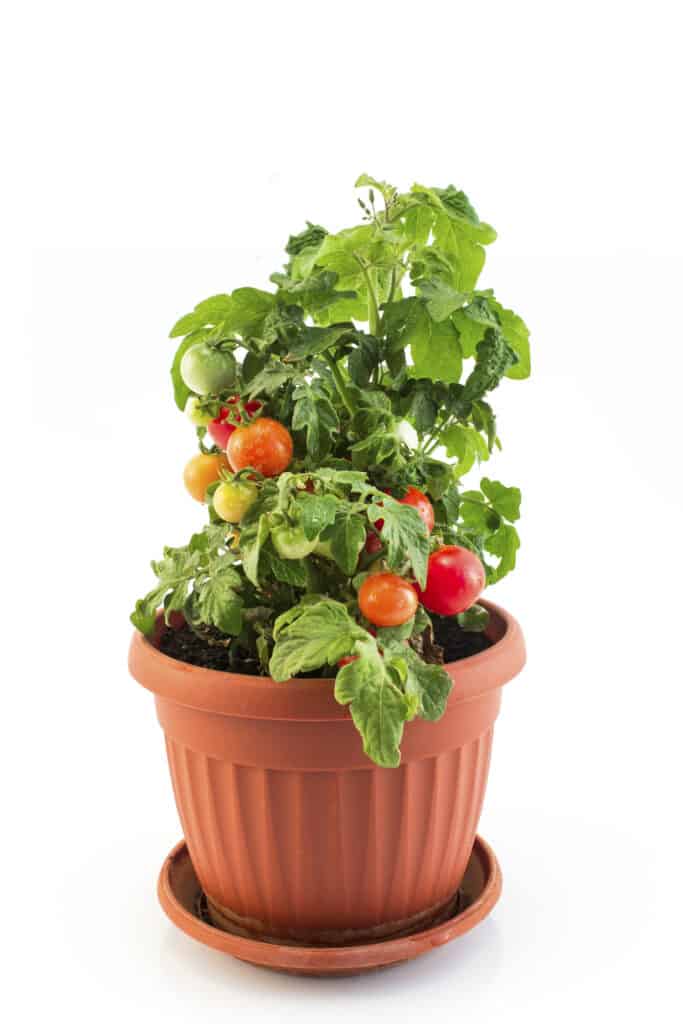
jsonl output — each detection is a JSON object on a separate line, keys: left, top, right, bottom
{"left": 132, "top": 175, "right": 531, "bottom": 767}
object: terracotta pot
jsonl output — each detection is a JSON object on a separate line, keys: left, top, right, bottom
{"left": 129, "top": 599, "right": 525, "bottom": 945}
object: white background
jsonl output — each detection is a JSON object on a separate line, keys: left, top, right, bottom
{"left": 4, "top": 1, "right": 683, "bottom": 1020}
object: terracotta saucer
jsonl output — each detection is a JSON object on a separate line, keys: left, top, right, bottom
{"left": 157, "top": 835, "right": 502, "bottom": 976}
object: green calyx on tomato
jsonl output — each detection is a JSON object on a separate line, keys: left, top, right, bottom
{"left": 212, "top": 479, "right": 258, "bottom": 524}
{"left": 180, "top": 341, "right": 237, "bottom": 396}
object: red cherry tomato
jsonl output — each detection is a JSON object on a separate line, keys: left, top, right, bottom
{"left": 365, "top": 530, "right": 383, "bottom": 554}
{"left": 358, "top": 573, "right": 418, "bottom": 627}
{"left": 227, "top": 417, "right": 293, "bottom": 477}
{"left": 415, "top": 545, "right": 486, "bottom": 616}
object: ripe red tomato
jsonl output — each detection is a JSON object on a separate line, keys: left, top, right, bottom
{"left": 227, "top": 417, "right": 293, "bottom": 477}
{"left": 358, "top": 573, "right": 418, "bottom": 627}
{"left": 416, "top": 545, "right": 486, "bottom": 616}
{"left": 399, "top": 486, "right": 434, "bottom": 533}
{"left": 207, "top": 397, "right": 262, "bottom": 450}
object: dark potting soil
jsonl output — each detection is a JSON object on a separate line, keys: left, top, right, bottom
{"left": 157, "top": 614, "right": 492, "bottom": 676}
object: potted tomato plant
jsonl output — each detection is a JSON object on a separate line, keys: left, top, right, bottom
{"left": 129, "top": 174, "right": 529, "bottom": 962}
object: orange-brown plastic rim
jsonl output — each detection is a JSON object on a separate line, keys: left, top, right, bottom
{"left": 129, "top": 598, "right": 525, "bottom": 722}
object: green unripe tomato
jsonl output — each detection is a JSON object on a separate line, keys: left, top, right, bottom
{"left": 184, "top": 395, "right": 213, "bottom": 426}
{"left": 271, "top": 526, "right": 317, "bottom": 560}
{"left": 180, "top": 343, "right": 237, "bottom": 395}
{"left": 212, "top": 480, "right": 258, "bottom": 524}
{"left": 313, "top": 538, "right": 334, "bottom": 560}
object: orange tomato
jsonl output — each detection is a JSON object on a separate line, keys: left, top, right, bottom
{"left": 183, "top": 452, "right": 229, "bottom": 502}
{"left": 358, "top": 572, "right": 418, "bottom": 627}
{"left": 227, "top": 417, "right": 293, "bottom": 477}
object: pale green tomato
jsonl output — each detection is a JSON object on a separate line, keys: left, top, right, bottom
{"left": 184, "top": 396, "right": 213, "bottom": 426}
{"left": 180, "top": 343, "right": 237, "bottom": 395}
{"left": 272, "top": 526, "right": 317, "bottom": 560}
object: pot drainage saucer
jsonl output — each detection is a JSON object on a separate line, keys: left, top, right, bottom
{"left": 157, "top": 835, "right": 502, "bottom": 976}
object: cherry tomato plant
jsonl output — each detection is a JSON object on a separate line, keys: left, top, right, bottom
{"left": 132, "top": 174, "right": 530, "bottom": 767}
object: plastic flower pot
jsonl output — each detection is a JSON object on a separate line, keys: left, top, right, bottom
{"left": 129, "top": 598, "right": 525, "bottom": 945}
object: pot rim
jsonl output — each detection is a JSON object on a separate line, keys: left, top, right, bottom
{"left": 129, "top": 597, "right": 525, "bottom": 721}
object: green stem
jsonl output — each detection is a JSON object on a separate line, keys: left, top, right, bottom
{"left": 353, "top": 255, "right": 380, "bottom": 337}
{"left": 324, "top": 352, "right": 355, "bottom": 416}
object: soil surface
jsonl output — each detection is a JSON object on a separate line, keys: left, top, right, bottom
{"left": 158, "top": 614, "right": 492, "bottom": 675}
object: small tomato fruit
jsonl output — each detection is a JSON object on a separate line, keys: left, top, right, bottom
{"left": 212, "top": 480, "right": 258, "bottom": 523}
{"left": 227, "top": 417, "right": 293, "bottom": 477}
{"left": 416, "top": 545, "right": 486, "bottom": 616}
{"left": 271, "top": 525, "right": 317, "bottom": 560}
{"left": 183, "top": 452, "right": 229, "bottom": 503}
{"left": 358, "top": 573, "right": 418, "bottom": 627}
{"left": 180, "top": 343, "right": 237, "bottom": 395}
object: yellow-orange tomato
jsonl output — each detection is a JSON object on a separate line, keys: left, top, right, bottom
{"left": 183, "top": 452, "right": 229, "bottom": 502}
{"left": 227, "top": 417, "right": 293, "bottom": 477}
{"left": 358, "top": 572, "right": 418, "bottom": 628}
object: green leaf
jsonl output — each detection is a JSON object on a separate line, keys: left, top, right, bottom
{"left": 347, "top": 334, "right": 380, "bottom": 388}
{"left": 284, "top": 324, "right": 353, "bottom": 361}
{"left": 243, "top": 362, "right": 298, "bottom": 398}
{"left": 297, "top": 493, "right": 340, "bottom": 541}
{"left": 241, "top": 351, "right": 266, "bottom": 385}
{"left": 383, "top": 297, "right": 425, "bottom": 355}
{"left": 407, "top": 383, "right": 438, "bottom": 434}
{"left": 418, "top": 279, "right": 469, "bottom": 322}
{"left": 432, "top": 212, "right": 487, "bottom": 291}
{"left": 270, "top": 599, "right": 369, "bottom": 681}
{"left": 457, "top": 604, "right": 490, "bottom": 632}
{"left": 228, "top": 288, "right": 276, "bottom": 338}
{"left": 480, "top": 478, "right": 521, "bottom": 522}
{"left": 240, "top": 514, "right": 270, "bottom": 587}
{"left": 169, "top": 311, "right": 205, "bottom": 338}
{"left": 130, "top": 596, "right": 160, "bottom": 635}
{"left": 271, "top": 269, "right": 358, "bottom": 316}
{"left": 491, "top": 303, "right": 531, "bottom": 380}
{"left": 195, "top": 570, "right": 243, "bottom": 635}
{"left": 335, "top": 640, "right": 409, "bottom": 768}
{"left": 396, "top": 646, "right": 452, "bottom": 721}
{"left": 369, "top": 499, "right": 429, "bottom": 587}
{"left": 285, "top": 222, "right": 328, "bottom": 257}
{"left": 409, "top": 305, "right": 463, "bottom": 383}
{"left": 355, "top": 173, "right": 397, "bottom": 205}
{"left": 459, "top": 490, "right": 501, "bottom": 531}
{"left": 485, "top": 524, "right": 520, "bottom": 583}
{"left": 376, "top": 619, "right": 415, "bottom": 645}
{"left": 461, "top": 329, "right": 518, "bottom": 403}
{"left": 291, "top": 382, "right": 340, "bottom": 461}
{"left": 261, "top": 546, "right": 308, "bottom": 587}
{"left": 441, "top": 424, "right": 489, "bottom": 477}
{"left": 327, "top": 511, "right": 367, "bottom": 575}
{"left": 348, "top": 671, "right": 408, "bottom": 768}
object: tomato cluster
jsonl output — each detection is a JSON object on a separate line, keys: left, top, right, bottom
{"left": 179, "top": 355, "right": 486, "bottom": 635}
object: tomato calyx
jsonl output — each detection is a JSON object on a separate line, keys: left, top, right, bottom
{"left": 207, "top": 396, "right": 263, "bottom": 450}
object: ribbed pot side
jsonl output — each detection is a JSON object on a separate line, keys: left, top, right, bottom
{"left": 129, "top": 600, "right": 525, "bottom": 944}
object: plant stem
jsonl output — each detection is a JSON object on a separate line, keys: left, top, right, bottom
{"left": 353, "top": 254, "right": 380, "bottom": 337}
{"left": 324, "top": 352, "right": 355, "bottom": 416}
